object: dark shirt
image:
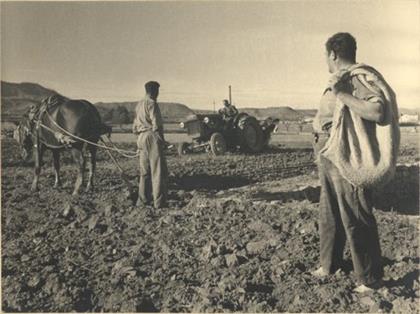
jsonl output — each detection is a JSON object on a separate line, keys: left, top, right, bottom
{"left": 219, "top": 105, "right": 238, "bottom": 118}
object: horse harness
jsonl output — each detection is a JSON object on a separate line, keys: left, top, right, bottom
{"left": 28, "top": 95, "right": 76, "bottom": 149}
{"left": 19, "top": 95, "right": 140, "bottom": 158}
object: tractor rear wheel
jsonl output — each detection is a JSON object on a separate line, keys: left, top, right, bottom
{"left": 210, "top": 132, "right": 226, "bottom": 156}
{"left": 177, "top": 142, "right": 190, "bottom": 156}
{"left": 241, "top": 118, "right": 264, "bottom": 152}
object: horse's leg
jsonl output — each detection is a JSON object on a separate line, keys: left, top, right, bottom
{"left": 31, "top": 145, "right": 45, "bottom": 191}
{"left": 86, "top": 145, "right": 97, "bottom": 192}
{"left": 71, "top": 147, "right": 85, "bottom": 196}
{"left": 52, "top": 149, "right": 61, "bottom": 188}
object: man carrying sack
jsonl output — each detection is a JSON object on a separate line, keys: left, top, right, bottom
{"left": 312, "top": 32, "right": 400, "bottom": 293}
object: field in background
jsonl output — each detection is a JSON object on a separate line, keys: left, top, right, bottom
{"left": 109, "top": 123, "right": 183, "bottom": 133}
{"left": 2, "top": 120, "right": 417, "bottom": 151}
{"left": 105, "top": 123, "right": 314, "bottom": 134}
{"left": 110, "top": 130, "right": 419, "bottom": 151}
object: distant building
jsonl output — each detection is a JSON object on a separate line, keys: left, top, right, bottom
{"left": 399, "top": 114, "right": 419, "bottom": 124}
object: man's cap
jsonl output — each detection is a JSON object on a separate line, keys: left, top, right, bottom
{"left": 145, "top": 81, "right": 160, "bottom": 92}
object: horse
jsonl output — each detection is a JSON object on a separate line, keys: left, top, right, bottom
{"left": 13, "top": 95, "right": 112, "bottom": 195}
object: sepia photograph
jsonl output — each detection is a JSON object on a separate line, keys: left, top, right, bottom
{"left": 1, "top": 0, "right": 419, "bottom": 312}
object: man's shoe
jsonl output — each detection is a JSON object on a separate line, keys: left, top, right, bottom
{"left": 154, "top": 203, "right": 168, "bottom": 209}
{"left": 311, "top": 267, "right": 329, "bottom": 278}
{"left": 354, "top": 284, "right": 374, "bottom": 293}
{"left": 136, "top": 199, "right": 151, "bottom": 207}
{"left": 354, "top": 280, "right": 384, "bottom": 293}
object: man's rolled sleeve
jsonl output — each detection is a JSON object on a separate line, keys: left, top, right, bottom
{"left": 351, "top": 75, "right": 386, "bottom": 123}
{"left": 353, "top": 76, "right": 385, "bottom": 105}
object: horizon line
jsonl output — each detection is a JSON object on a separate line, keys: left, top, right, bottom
{"left": 1, "top": 79, "right": 419, "bottom": 110}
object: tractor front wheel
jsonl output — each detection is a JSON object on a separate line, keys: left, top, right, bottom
{"left": 209, "top": 132, "right": 226, "bottom": 156}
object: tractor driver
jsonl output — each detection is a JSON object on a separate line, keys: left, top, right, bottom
{"left": 218, "top": 99, "right": 238, "bottom": 121}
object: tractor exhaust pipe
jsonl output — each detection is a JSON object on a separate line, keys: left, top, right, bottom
{"left": 229, "top": 85, "right": 232, "bottom": 105}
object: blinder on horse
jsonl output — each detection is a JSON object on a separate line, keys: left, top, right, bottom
{"left": 14, "top": 120, "right": 33, "bottom": 160}
{"left": 19, "top": 95, "right": 76, "bottom": 150}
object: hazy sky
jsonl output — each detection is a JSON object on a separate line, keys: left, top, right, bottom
{"left": 1, "top": 1, "right": 419, "bottom": 109}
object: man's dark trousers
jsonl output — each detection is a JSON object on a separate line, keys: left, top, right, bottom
{"left": 314, "top": 135, "right": 383, "bottom": 286}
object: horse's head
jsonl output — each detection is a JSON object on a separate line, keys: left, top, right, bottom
{"left": 13, "top": 118, "right": 33, "bottom": 161}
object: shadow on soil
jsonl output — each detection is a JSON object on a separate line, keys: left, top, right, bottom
{"left": 385, "top": 269, "right": 419, "bottom": 297}
{"left": 373, "top": 164, "right": 419, "bottom": 216}
{"left": 251, "top": 185, "right": 320, "bottom": 203}
{"left": 252, "top": 164, "right": 418, "bottom": 216}
{"left": 266, "top": 145, "right": 315, "bottom": 155}
{"left": 171, "top": 174, "right": 252, "bottom": 191}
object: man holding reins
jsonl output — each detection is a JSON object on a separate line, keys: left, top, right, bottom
{"left": 133, "top": 81, "right": 168, "bottom": 209}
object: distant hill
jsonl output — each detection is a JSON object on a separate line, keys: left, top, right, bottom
{"left": 192, "top": 109, "right": 216, "bottom": 115}
{"left": 95, "top": 101, "right": 195, "bottom": 123}
{"left": 240, "top": 106, "right": 304, "bottom": 121}
{"left": 3, "top": 81, "right": 418, "bottom": 123}
{"left": 296, "top": 109, "right": 317, "bottom": 117}
{"left": 1, "top": 81, "right": 59, "bottom": 100}
{"left": 298, "top": 108, "right": 420, "bottom": 117}
{"left": 295, "top": 107, "right": 420, "bottom": 118}
{"left": 1, "top": 81, "right": 61, "bottom": 121}
{"left": 193, "top": 107, "right": 308, "bottom": 121}
{"left": 1, "top": 81, "right": 194, "bottom": 123}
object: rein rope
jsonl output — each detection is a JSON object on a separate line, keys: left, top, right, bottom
{"left": 37, "top": 124, "right": 73, "bottom": 149}
{"left": 29, "top": 108, "right": 140, "bottom": 158}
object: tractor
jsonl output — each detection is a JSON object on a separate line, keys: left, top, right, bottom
{"left": 177, "top": 86, "right": 279, "bottom": 156}
{"left": 177, "top": 112, "right": 278, "bottom": 156}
